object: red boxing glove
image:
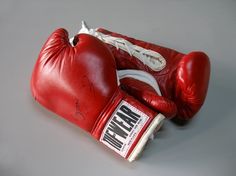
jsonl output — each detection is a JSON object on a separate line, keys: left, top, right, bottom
{"left": 31, "top": 29, "right": 165, "bottom": 162}
{"left": 78, "top": 21, "right": 210, "bottom": 120}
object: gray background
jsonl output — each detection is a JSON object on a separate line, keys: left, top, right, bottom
{"left": 1, "top": 0, "right": 236, "bottom": 175}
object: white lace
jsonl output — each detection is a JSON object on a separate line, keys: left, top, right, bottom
{"left": 73, "top": 21, "right": 166, "bottom": 72}
{"left": 69, "top": 21, "right": 163, "bottom": 95}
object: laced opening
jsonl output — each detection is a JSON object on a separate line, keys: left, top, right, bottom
{"left": 75, "top": 21, "right": 166, "bottom": 71}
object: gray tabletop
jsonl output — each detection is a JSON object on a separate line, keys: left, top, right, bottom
{"left": 1, "top": 0, "right": 236, "bottom": 176}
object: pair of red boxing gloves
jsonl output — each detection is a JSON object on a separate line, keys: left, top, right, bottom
{"left": 31, "top": 21, "right": 210, "bottom": 162}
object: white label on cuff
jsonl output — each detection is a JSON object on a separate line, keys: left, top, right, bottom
{"left": 100, "top": 100, "right": 149, "bottom": 158}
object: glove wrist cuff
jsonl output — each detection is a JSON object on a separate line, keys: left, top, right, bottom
{"left": 92, "top": 89, "right": 165, "bottom": 162}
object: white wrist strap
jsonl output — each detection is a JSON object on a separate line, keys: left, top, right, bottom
{"left": 71, "top": 21, "right": 166, "bottom": 72}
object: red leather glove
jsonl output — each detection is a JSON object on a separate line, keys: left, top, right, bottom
{"left": 77, "top": 21, "right": 210, "bottom": 120}
{"left": 31, "top": 28, "right": 165, "bottom": 162}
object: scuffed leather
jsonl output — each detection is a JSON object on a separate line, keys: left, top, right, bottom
{"left": 30, "top": 29, "right": 158, "bottom": 159}
{"left": 31, "top": 29, "right": 118, "bottom": 131}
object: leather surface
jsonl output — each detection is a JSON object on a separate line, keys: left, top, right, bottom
{"left": 120, "top": 77, "right": 177, "bottom": 118}
{"left": 97, "top": 28, "right": 210, "bottom": 120}
{"left": 30, "top": 28, "right": 159, "bottom": 159}
{"left": 31, "top": 29, "right": 118, "bottom": 132}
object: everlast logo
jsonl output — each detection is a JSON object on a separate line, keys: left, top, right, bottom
{"left": 100, "top": 101, "right": 149, "bottom": 157}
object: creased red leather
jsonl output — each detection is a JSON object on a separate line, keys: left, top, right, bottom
{"left": 31, "top": 28, "right": 158, "bottom": 160}
{"left": 31, "top": 29, "right": 118, "bottom": 131}
{"left": 97, "top": 28, "right": 210, "bottom": 120}
{"left": 120, "top": 77, "right": 177, "bottom": 118}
